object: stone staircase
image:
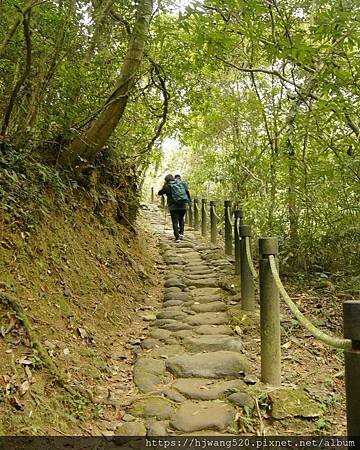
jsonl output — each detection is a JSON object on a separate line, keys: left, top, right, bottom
{"left": 116, "top": 205, "right": 256, "bottom": 436}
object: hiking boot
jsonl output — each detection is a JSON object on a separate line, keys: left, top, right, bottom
{"left": 175, "top": 237, "right": 181, "bottom": 242}
{"left": 179, "top": 233, "right": 184, "bottom": 240}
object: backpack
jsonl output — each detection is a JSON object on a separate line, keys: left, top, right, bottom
{"left": 169, "top": 180, "right": 189, "bottom": 203}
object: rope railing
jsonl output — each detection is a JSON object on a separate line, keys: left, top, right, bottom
{"left": 269, "top": 255, "right": 351, "bottom": 350}
{"left": 211, "top": 206, "right": 221, "bottom": 222}
{"left": 150, "top": 187, "right": 360, "bottom": 436}
{"left": 240, "top": 225, "right": 255, "bottom": 310}
{"left": 257, "top": 237, "right": 360, "bottom": 437}
{"left": 193, "top": 198, "right": 200, "bottom": 231}
{"left": 234, "top": 210, "right": 243, "bottom": 276}
{"left": 201, "top": 199, "right": 207, "bottom": 237}
{"left": 226, "top": 208, "right": 232, "bottom": 228}
{"left": 224, "top": 201, "right": 233, "bottom": 256}
{"left": 245, "top": 236, "right": 258, "bottom": 280}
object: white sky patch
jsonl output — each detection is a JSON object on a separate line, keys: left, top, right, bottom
{"left": 161, "top": 138, "right": 184, "bottom": 175}
{"left": 160, "top": 138, "right": 185, "bottom": 175}
{"left": 162, "top": 137, "right": 179, "bottom": 152}
{"left": 293, "top": 8, "right": 305, "bottom": 18}
{"left": 143, "top": 137, "right": 186, "bottom": 195}
{"left": 168, "top": 0, "right": 198, "bottom": 14}
{"left": 78, "top": 3, "right": 92, "bottom": 35}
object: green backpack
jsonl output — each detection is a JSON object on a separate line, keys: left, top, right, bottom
{"left": 169, "top": 180, "right": 189, "bottom": 203}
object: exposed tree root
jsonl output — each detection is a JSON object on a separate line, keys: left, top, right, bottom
{"left": 0, "top": 292, "right": 87, "bottom": 399}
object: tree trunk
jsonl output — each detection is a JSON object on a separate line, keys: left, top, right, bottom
{"left": 59, "top": 0, "right": 153, "bottom": 168}
{"left": 287, "top": 132, "right": 298, "bottom": 247}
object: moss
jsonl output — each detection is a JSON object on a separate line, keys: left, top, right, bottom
{"left": 229, "top": 306, "right": 259, "bottom": 328}
{"left": 269, "top": 388, "right": 323, "bottom": 420}
{"left": 130, "top": 397, "right": 174, "bottom": 420}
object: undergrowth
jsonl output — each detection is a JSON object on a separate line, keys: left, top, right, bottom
{"left": 0, "top": 144, "right": 157, "bottom": 434}
{"left": 0, "top": 145, "right": 74, "bottom": 231}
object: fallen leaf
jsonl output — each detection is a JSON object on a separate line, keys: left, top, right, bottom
{"left": 77, "top": 327, "right": 87, "bottom": 339}
{"left": 20, "top": 380, "right": 30, "bottom": 396}
{"left": 63, "top": 348, "right": 70, "bottom": 355}
{"left": 234, "top": 326, "right": 242, "bottom": 335}
{"left": 24, "top": 366, "right": 32, "bottom": 381}
{"left": 17, "top": 358, "right": 32, "bottom": 365}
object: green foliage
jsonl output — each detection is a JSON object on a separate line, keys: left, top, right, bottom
{"left": 0, "top": 0, "right": 359, "bottom": 273}
{"left": 0, "top": 145, "right": 70, "bottom": 229}
{"left": 146, "top": 0, "right": 359, "bottom": 273}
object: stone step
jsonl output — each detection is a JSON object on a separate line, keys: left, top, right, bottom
{"left": 194, "top": 324, "right": 233, "bottom": 335}
{"left": 170, "top": 400, "right": 237, "bottom": 433}
{"left": 171, "top": 378, "right": 246, "bottom": 400}
{"left": 191, "top": 301, "right": 227, "bottom": 313}
{"left": 166, "top": 351, "right": 250, "bottom": 378}
{"left": 185, "top": 278, "right": 218, "bottom": 288}
{"left": 164, "top": 292, "right": 191, "bottom": 302}
{"left": 182, "top": 335, "right": 243, "bottom": 353}
{"left": 186, "top": 312, "right": 228, "bottom": 326}
{"left": 190, "top": 287, "right": 222, "bottom": 297}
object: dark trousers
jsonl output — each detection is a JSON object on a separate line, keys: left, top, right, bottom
{"left": 170, "top": 209, "right": 186, "bottom": 239}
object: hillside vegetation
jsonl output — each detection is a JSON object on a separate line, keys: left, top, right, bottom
{"left": 0, "top": 0, "right": 359, "bottom": 434}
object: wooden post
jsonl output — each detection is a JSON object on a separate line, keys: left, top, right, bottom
{"left": 210, "top": 201, "right": 217, "bottom": 244}
{"left": 343, "top": 300, "right": 360, "bottom": 437}
{"left": 234, "top": 209, "right": 243, "bottom": 275}
{"left": 201, "top": 198, "right": 207, "bottom": 237}
{"left": 193, "top": 198, "right": 199, "bottom": 231}
{"left": 185, "top": 206, "right": 189, "bottom": 225}
{"left": 240, "top": 225, "right": 255, "bottom": 311}
{"left": 224, "top": 200, "right": 233, "bottom": 256}
{"left": 259, "top": 237, "right": 281, "bottom": 387}
{"left": 188, "top": 202, "right": 193, "bottom": 228}
{"left": 151, "top": 187, "right": 154, "bottom": 203}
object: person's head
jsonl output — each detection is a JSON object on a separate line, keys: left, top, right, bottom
{"left": 164, "top": 174, "right": 175, "bottom": 183}
{"left": 174, "top": 173, "right": 181, "bottom": 180}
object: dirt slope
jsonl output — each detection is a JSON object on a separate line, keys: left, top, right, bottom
{"left": 0, "top": 202, "right": 161, "bottom": 434}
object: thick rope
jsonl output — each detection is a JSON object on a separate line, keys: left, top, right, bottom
{"left": 226, "top": 208, "right": 233, "bottom": 226}
{"left": 269, "top": 256, "right": 351, "bottom": 350}
{"left": 210, "top": 205, "right": 221, "bottom": 222}
{"left": 245, "top": 236, "right": 258, "bottom": 279}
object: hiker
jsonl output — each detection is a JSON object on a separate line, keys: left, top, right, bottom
{"left": 158, "top": 174, "right": 191, "bottom": 242}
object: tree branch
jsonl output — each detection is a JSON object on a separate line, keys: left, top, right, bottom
{"left": 215, "top": 55, "right": 319, "bottom": 100}
{"left": 0, "top": 0, "right": 47, "bottom": 57}
{"left": 1, "top": 9, "right": 33, "bottom": 138}
{"left": 135, "top": 59, "right": 170, "bottom": 159}
{"left": 110, "top": 9, "right": 131, "bottom": 34}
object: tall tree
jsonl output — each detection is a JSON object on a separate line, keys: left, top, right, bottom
{"left": 59, "top": 0, "right": 153, "bottom": 168}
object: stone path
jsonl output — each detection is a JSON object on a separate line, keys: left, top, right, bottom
{"left": 116, "top": 205, "right": 256, "bottom": 436}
